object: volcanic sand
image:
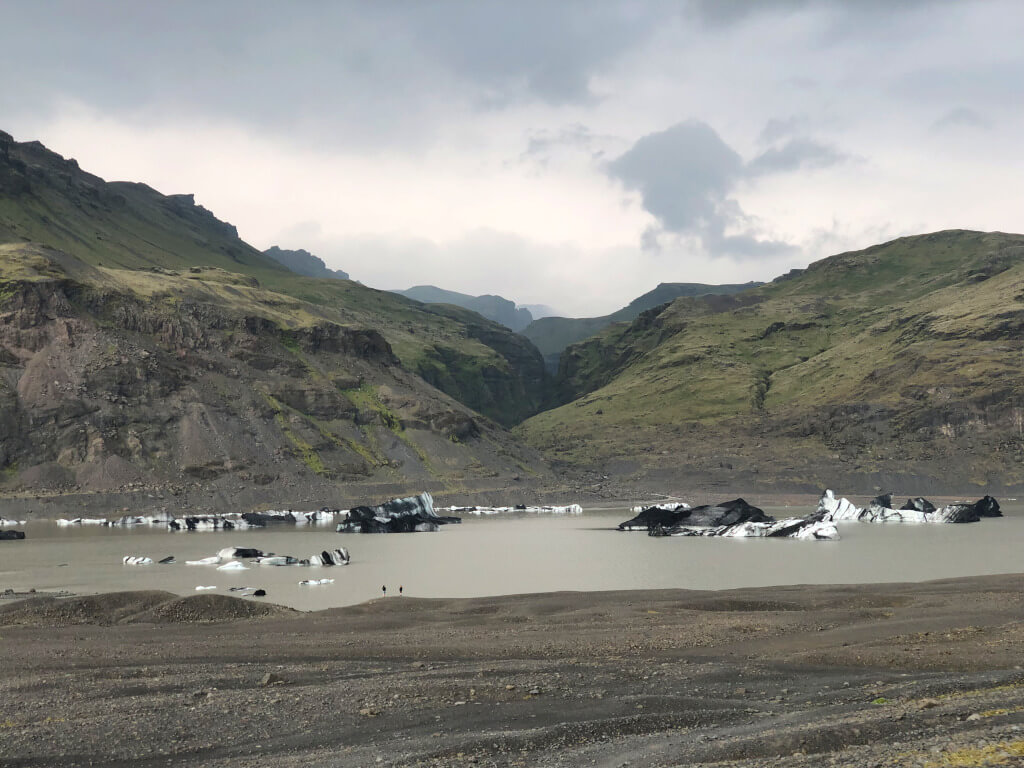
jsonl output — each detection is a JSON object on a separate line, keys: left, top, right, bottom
{"left": 2, "top": 575, "right": 1024, "bottom": 766}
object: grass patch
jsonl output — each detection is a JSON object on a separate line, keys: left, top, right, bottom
{"left": 922, "top": 740, "right": 1024, "bottom": 767}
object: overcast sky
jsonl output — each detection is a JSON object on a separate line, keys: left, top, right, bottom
{"left": 3, "top": 0, "right": 1023, "bottom": 316}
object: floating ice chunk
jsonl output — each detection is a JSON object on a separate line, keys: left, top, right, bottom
{"left": 256, "top": 555, "right": 299, "bottom": 566}
{"left": 299, "top": 578, "right": 334, "bottom": 586}
{"left": 217, "top": 547, "right": 267, "bottom": 560}
{"left": 217, "top": 561, "right": 249, "bottom": 571}
{"left": 819, "top": 490, "right": 995, "bottom": 524}
{"left": 337, "top": 492, "right": 461, "bottom": 533}
{"left": 57, "top": 517, "right": 108, "bottom": 526}
{"left": 444, "top": 503, "right": 584, "bottom": 515}
{"left": 816, "top": 490, "right": 862, "bottom": 521}
{"left": 122, "top": 555, "right": 154, "bottom": 565}
{"left": 185, "top": 556, "right": 221, "bottom": 566}
{"left": 653, "top": 514, "right": 839, "bottom": 541}
{"left": 793, "top": 521, "right": 840, "bottom": 540}
{"left": 308, "top": 548, "right": 350, "bottom": 566}
{"left": 0, "top": 518, "right": 26, "bottom": 526}
{"left": 195, "top": 585, "right": 217, "bottom": 591}
{"left": 629, "top": 502, "right": 691, "bottom": 514}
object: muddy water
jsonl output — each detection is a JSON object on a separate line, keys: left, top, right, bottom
{"left": 1, "top": 503, "right": 1022, "bottom": 612}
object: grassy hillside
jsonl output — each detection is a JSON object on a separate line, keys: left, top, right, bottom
{"left": 522, "top": 281, "right": 762, "bottom": 372}
{"left": 0, "top": 129, "right": 548, "bottom": 427}
{"left": 518, "top": 231, "right": 1024, "bottom": 493}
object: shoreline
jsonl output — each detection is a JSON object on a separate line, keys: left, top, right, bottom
{"left": 2, "top": 575, "right": 1024, "bottom": 766}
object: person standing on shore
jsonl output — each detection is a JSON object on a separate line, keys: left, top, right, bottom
{"left": 399, "top": 585, "right": 403, "bottom": 595}
{"left": 381, "top": 585, "right": 386, "bottom": 597}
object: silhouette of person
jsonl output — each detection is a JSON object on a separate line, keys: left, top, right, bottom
{"left": 399, "top": 585, "right": 403, "bottom": 595}
{"left": 382, "top": 585, "right": 386, "bottom": 597}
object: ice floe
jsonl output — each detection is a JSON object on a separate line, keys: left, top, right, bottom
{"left": 440, "top": 504, "right": 583, "bottom": 515}
{"left": 337, "top": 492, "right": 460, "bottom": 533}
{"left": 818, "top": 490, "right": 1002, "bottom": 524}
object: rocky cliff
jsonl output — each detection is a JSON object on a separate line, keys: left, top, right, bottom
{"left": 0, "top": 244, "right": 549, "bottom": 504}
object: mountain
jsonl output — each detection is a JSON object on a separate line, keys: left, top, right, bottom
{"left": 0, "top": 129, "right": 553, "bottom": 503}
{"left": 264, "top": 246, "right": 349, "bottom": 280}
{"left": 518, "top": 231, "right": 1024, "bottom": 494}
{"left": 520, "top": 303, "right": 558, "bottom": 320}
{"left": 391, "top": 285, "right": 534, "bottom": 332}
{"left": 521, "top": 282, "right": 762, "bottom": 372}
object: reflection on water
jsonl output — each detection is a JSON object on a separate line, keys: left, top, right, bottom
{"left": 1, "top": 503, "right": 1022, "bottom": 611}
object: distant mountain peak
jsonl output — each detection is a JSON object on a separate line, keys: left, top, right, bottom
{"left": 264, "top": 245, "right": 349, "bottom": 280}
{"left": 391, "top": 285, "right": 534, "bottom": 332}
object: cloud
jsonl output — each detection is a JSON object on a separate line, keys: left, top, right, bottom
{"left": 606, "top": 121, "right": 846, "bottom": 258}
{"left": 522, "top": 124, "right": 616, "bottom": 166}
{"left": 931, "top": 107, "right": 993, "bottom": 132}
{"left": 0, "top": 1, "right": 665, "bottom": 149}
{"left": 607, "top": 120, "right": 744, "bottom": 235}
{"left": 746, "top": 137, "right": 849, "bottom": 176}
{"left": 757, "top": 115, "right": 809, "bottom": 144}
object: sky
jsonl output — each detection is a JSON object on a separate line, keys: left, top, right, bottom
{"left": 2, "top": 0, "right": 1023, "bottom": 317}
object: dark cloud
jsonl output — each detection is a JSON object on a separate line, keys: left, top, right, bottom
{"left": 747, "top": 137, "right": 849, "bottom": 176}
{"left": 0, "top": 0, "right": 663, "bottom": 147}
{"left": 931, "top": 107, "right": 993, "bottom": 132}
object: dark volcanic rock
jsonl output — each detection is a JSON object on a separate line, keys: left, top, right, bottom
{"left": 0, "top": 530, "right": 25, "bottom": 540}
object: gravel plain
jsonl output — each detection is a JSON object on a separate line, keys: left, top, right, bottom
{"left": 2, "top": 575, "right": 1024, "bottom": 767}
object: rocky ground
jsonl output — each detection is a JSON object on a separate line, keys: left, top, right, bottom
{"left": 2, "top": 576, "right": 1024, "bottom": 767}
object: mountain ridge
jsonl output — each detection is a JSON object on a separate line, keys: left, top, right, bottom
{"left": 522, "top": 281, "right": 763, "bottom": 372}
{"left": 518, "top": 230, "right": 1024, "bottom": 494}
{"left": 264, "top": 245, "right": 349, "bottom": 281}
{"left": 391, "top": 285, "right": 534, "bottom": 332}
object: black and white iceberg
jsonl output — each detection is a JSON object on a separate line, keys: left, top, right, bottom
{"left": 336, "top": 492, "right": 460, "bottom": 533}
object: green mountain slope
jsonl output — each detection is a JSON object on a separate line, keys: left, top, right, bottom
{"left": 518, "top": 231, "right": 1024, "bottom": 493}
{"left": 0, "top": 129, "right": 548, "bottom": 428}
{"left": 521, "top": 281, "right": 762, "bottom": 372}
{"left": 392, "top": 285, "right": 534, "bottom": 331}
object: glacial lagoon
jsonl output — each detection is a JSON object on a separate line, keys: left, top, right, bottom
{"left": 1, "top": 502, "right": 1022, "bottom": 612}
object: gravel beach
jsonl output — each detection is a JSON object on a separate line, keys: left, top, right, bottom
{"left": 2, "top": 575, "right": 1024, "bottom": 766}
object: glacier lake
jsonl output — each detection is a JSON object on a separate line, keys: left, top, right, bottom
{"left": 2, "top": 501, "right": 1022, "bottom": 612}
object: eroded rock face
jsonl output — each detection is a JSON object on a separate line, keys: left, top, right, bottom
{"left": 0, "top": 252, "right": 546, "bottom": 497}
